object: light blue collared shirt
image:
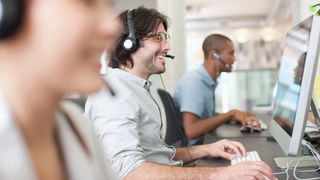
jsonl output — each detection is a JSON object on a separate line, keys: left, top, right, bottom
{"left": 174, "top": 65, "right": 217, "bottom": 144}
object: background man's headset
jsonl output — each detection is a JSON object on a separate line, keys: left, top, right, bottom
{"left": 213, "top": 52, "right": 222, "bottom": 62}
{"left": 0, "top": 0, "right": 24, "bottom": 39}
{"left": 213, "top": 52, "right": 231, "bottom": 68}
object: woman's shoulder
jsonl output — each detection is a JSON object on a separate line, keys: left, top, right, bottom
{"left": 60, "top": 100, "right": 92, "bottom": 139}
{"left": 59, "top": 100, "right": 120, "bottom": 179}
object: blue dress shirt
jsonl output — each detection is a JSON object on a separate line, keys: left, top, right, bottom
{"left": 174, "top": 65, "right": 217, "bottom": 144}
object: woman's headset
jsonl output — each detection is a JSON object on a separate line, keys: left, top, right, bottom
{"left": 0, "top": 0, "right": 24, "bottom": 39}
{"left": 121, "top": 9, "right": 138, "bottom": 53}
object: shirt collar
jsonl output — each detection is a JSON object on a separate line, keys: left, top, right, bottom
{"left": 198, "top": 65, "right": 217, "bottom": 86}
{"left": 107, "top": 68, "right": 151, "bottom": 91}
{"left": 0, "top": 90, "right": 13, "bottom": 133}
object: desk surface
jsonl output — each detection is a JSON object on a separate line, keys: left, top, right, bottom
{"left": 205, "top": 122, "right": 271, "bottom": 139}
{"left": 205, "top": 113, "right": 272, "bottom": 139}
{"left": 196, "top": 120, "right": 320, "bottom": 179}
{"left": 197, "top": 137, "right": 284, "bottom": 169}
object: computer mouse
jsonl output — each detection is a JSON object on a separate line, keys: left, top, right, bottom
{"left": 240, "top": 126, "right": 262, "bottom": 133}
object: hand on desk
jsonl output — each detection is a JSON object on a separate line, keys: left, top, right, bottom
{"left": 217, "top": 161, "right": 276, "bottom": 180}
{"left": 229, "top": 109, "right": 260, "bottom": 133}
{"left": 198, "top": 139, "right": 275, "bottom": 180}
{"left": 200, "top": 139, "right": 246, "bottom": 160}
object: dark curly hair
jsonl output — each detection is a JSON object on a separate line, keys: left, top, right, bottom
{"left": 108, "top": 6, "right": 168, "bottom": 68}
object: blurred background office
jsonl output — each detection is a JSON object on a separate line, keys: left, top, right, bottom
{"left": 98, "top": 0, "right": 320, "bottom": 134}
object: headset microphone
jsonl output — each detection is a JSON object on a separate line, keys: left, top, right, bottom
{"left": 213, "top": 53, "right": 231, "bottom": 68}
{"left": 165, "top": 54, "right": 175, "bottom": 59}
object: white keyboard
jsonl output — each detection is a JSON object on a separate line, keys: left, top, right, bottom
{"left": 231, "top": 151, "right": 275, "bottom": 180}
{"left": 231, "top": 151, "right": 261, "bottom": 165}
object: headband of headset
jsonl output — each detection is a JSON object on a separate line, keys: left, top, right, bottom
{"left": 122, "top": 9, "right": 138, "bottom": 53}
{"left": 0, "top": 0, "right": 24, "bottom": 39}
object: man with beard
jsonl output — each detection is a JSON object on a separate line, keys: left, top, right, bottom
{"left": 85, "top": 7, "right": 274, "bottom": 180}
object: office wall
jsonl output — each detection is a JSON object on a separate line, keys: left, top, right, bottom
{"left": 299, "top": 0, "right": 320, "bottom": 21}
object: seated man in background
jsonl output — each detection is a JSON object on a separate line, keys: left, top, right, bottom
{"left": 85, "top": 7, "right": 274, "bottom": 180}
{"left": 174, "top": 34, "right": 259, "bottom": 145}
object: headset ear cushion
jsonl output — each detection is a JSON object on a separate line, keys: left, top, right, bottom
{"left": 123, "top": 38, "right": 134, "bottom": 50}
{"left": 213, "top": 53, "right": 220, "bottom": 60}
{"left": 0, "top": 0, "right": 24, "bottom": 39}
{"left": 122, "top": 37, "right": 137, "bottom": 53}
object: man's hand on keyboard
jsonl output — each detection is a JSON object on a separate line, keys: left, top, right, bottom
{"left": 199, "top": 139, "right": 246, "bottom": 160}
{"left": 217, "top": 161, "right": 276, "bottom": 180}
{"left": 229, "top": 109, "right": 260, "bottom": 133}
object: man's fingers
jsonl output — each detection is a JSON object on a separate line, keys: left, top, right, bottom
{"left": 240, "top": 162, "right": 275, "bottom": 180}
{"left": 218, "top": 150, "right": 233, "bottom": 160}
{"left": 225, "top": 141, "right": 243, "bottom": 157}
{"left": 230, "top": 141, "right": 246, "bottom": 156}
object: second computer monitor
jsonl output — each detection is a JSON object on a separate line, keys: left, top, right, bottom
{"left": 270, "top": 15, "right": 320, "bottom": 156}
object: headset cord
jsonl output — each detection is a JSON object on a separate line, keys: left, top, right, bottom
{"left": 159, "top": 74, "right": 193, "bottom": 162}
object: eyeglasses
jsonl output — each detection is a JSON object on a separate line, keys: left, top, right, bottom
{"left": 146, "top": 32, "right": 170, "bottom": 42}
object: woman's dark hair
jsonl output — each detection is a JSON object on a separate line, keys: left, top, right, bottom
{"left": 108, "top": 6, "right": 168, "bottom": 68}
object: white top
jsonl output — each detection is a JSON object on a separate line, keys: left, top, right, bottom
{"left": 85, "top": 68, "right": 183, "bottom": 178}
{"left": 0, "top": 93, "right": 119, "bottom": 180}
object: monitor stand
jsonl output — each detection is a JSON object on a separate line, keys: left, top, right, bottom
{"left": 274, "top": 98, "right": 320, "bottom": 168}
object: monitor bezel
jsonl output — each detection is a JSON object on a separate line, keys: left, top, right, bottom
{"left": 269, "top": 15, "right": 320, "bottom": 156}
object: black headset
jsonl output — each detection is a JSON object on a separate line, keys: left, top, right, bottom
{"left": 0, "top": 0, "right": 24, "bottom": 39}
{"left": 122, "top": 9, "right": 138, "bottom": 53}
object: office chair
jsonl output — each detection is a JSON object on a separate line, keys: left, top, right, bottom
{"left": 157, "top": 89, "right": 188, "bottom": 147}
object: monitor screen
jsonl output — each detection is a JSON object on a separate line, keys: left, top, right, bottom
{"left": 269, "top": 15, "right": 320, "bottom": 156}
{"left": 272, "top": 26, "right": 309, "bottom": 136}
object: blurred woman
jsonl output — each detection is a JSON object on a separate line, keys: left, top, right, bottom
{"left": 0, "top": 0, "right": 119, "bottom": 179}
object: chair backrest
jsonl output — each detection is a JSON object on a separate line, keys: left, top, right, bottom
{"left": 157, "top": 89, "right": 188, "bottom": 147}
{"left": 65, "top": 97, "right": 87, "bottom": 111}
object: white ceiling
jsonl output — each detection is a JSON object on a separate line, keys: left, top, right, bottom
{"left": 185, "top": 0, "right": 292, "bottom": 29}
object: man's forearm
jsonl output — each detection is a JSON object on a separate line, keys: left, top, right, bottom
{"left": 125, "top": 162, "right": 221, "bottom": 180}
{"left": 183, "top": 112, "right": 233, "bottom": 139}
{"left": 174, "top": 145, "right": 208, "bottom": 163}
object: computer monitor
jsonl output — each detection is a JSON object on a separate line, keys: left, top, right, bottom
{"left": 269, "top": 15, "right": 320, "bottom": 160}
